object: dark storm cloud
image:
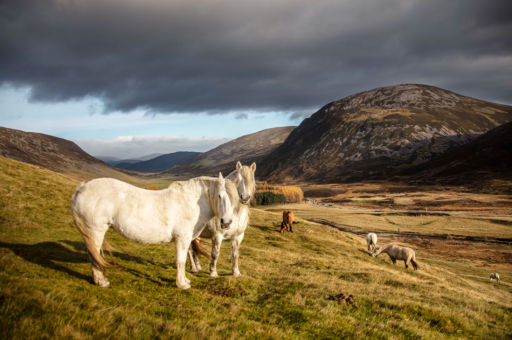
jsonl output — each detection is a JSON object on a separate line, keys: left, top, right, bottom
{"left": 1, "top": 0, "right": 511, "bottom": 117}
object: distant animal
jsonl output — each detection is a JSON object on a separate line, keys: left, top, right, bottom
{"left": 280, "top": 210, "right": 295, "bottom": 232}
{"left": 366, "top": 233, "right": 378, "bottom": 251}
{"left": 490, "top": 273, "right": 500, "bottom": 282}
{"left": 188, "top": 161, "right": 256, "bottom": 278}
{"left": 71, "top": 173, "right": 239, "bottom": 290}
{"left": 372, "top": 244, "right": 419, "bottom": 270}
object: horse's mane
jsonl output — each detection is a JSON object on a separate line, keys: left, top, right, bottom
{"left": 375, "top": 243, "right": 394, "bottom": 254}
{"left": 168, "top": 177, "right": 239, "bottom": 216}
{"left": 197, "top": 176, "right": 240, "bottom": 216}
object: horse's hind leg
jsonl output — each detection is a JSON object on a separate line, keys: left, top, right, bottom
{"left": 209, "top": 234, "right": 223, "bottom": 278}
{"left": 175, "top": 238, "right": 191, "bottom": 289}
{"left": 289, "top": 222, "right": 293, "bottom": 233}
{"left": 188, "top": 247, "right": 199, "bottom": 274}
{"left": 231, "top": 233, "right": 244, "bottom": 277}
{"left": 88, "top": 226, "right": 111, "bottom": 288}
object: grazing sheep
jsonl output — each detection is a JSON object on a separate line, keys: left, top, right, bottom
{"left": 372, "top": 244, "right": 419, "bottom": 270}
{"left": 366, "top": 233, "right": 378, "bottom": 251}
{"left": 490, "top": 273, "right": 500, "bottom": 282}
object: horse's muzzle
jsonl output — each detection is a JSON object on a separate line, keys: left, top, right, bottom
{"left": 220, "top": 219, "right": 232, "bottom": 229}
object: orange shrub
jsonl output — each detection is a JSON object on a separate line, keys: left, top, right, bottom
{"left": 255, "top": 181, "right": 303, "bottom": 203}
{"left": 139, "top": 186, "right": 159, "bottom": 190}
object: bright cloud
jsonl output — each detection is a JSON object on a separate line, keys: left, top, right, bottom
{"left": 74, "top": 135, "right": 231, "bottom": 159}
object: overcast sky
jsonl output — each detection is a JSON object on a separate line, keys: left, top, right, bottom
{"left": 1, "top": 0, "right": 511, "bottom": 158}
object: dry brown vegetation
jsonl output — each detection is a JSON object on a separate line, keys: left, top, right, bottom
{"left": 255, "top": 181, "right": 304, "bottom": 203}
{"left": 301, "top": 181, "right": 512, "bottom": 215}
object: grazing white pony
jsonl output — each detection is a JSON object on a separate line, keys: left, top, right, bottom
{"left": 72, "top": 173, "right": 239, "bottom": 290}
{"left": 372, "top": 244, "right": 419, "bottom": 270}
{"left": 490, "top": 273, "right": 500, "bottom": 282}
{"left": 189, "top": 161, "right": 256, "bottom": 278}
{"left": 366, "top": 233, "right": 378, "bottom": 251}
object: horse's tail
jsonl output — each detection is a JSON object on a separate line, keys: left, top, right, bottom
{"left": 72, "top": 183, "right": 118, "bottom": 269}
{"left": 410, "top": 257, "right": 419, "bottom": 270}
{"left": 191, "top": 238, "right": 211, "bottom": 258}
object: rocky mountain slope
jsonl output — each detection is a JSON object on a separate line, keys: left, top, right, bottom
{"left": 260, "top": 84, "right": 512, "bottom": 183}
{"left": 165, "top": 126, "right": 295, "bottom": 176}
{"left": 116, "top": 151, "right": 200, "bottom": 173}
{"left": 0, "top": 126, "right": 142, "bottom": 183}
{"left": 399, "top": 120, "right": 512, "bottom": 191}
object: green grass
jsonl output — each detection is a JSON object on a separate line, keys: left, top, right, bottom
{"left": 1, "top": 156, "right": 511, "bottom": 339}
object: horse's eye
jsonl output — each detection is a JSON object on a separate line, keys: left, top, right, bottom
{"left": 219, "top": 195, "right": 221, "bottom": 198}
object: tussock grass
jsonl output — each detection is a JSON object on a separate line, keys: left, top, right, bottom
{"left": 1, "top": 156, "right": 511, "bottom": 339}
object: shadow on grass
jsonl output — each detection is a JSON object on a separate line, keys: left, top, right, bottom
{"left": 61, "top": 240, "right": 168, "bottom": 269}
{"left": 0, "top": 240, "right": 172, "bottom": 285}
{"left": 0, "top": 241, "right": 92, "bottom": 283}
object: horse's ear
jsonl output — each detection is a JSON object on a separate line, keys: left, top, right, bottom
{"left": 218, "top": 172, "right": 225, "bottom": 186}
{"left": 250, "top": 162, "right": 256, "bottom": 172}
{"left": 236, "top": 161, "right": 242, "bottom": 170}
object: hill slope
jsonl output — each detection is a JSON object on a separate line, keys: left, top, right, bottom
{"left": 0, "top": 126, "right": 144, "bottom": 183}
{"left": 260, "top": 84, "right": 512, "bottom": 183}
{"left": 399, "top": 120, "right": 512, "bottom": 191}
{"left": 116, "top": 151, "right": 201, "bottom": 173}
{"left": 166, "top": 126, "right": 295, "bottom": 176}
{"left": 0, "top": 155, "right": 510, "bottom": 339}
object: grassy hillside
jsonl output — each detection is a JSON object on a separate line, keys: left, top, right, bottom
{"left": 0, "top": 126, "right": 147, "bottom": 185}
{"left": 0, "top": 156, "right": 511, "bottom": 339}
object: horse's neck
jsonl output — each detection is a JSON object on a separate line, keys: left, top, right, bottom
{"left": 378, "top": 244, "right": 392, "bottom": 254}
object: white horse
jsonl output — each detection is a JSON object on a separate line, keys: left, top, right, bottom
{"left": 366, "top": 233, "right": 377, "bottom": 251}
{"left": 189, "top": 161, "right": 256, "bottom": 278}
{"left": 372, "top": 244, "right": 419, "bottom": 270}
{"left": 490, "top": 273, "right": 500, "bottom": 282}
{"left": 71, "top": 173, "right": 239, "bottom": 290}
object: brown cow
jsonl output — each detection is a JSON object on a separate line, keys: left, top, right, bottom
{"left": 280, "top": 210, "right": 295, "bottom": 233}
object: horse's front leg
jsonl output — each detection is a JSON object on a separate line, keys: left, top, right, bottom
{"left": 231, "top": 233, "right": 245, "bottom": 277}
{"left": 175, "top": 238, "right": 191, "bottom": 289}
{"left": 209, "top": 234, "right": 223, "bottom": 278}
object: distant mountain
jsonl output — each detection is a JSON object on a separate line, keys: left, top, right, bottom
{"left": 259, "top": 84, "right": 512, "bottom": 183}
{"left": 116, "top": 151, "right": 201, "bottom": 173}
{"left": 165, "top": 126, "right": 296, "bottom": 177}
{"left": 0, "top": 126, "right": 142, "bottom": 183}
{"left": 96, "top": 153, "right": 163, "bottom": 167}
{"left": 399, "top": 120, "right": 512, "bottom": 190}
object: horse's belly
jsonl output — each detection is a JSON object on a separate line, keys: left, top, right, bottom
{"left": 112, "top": 219, "right": 173, "bottom": 244}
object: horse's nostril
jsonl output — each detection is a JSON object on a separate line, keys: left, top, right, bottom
{"left": 221, "top": 219, "right": 224, "bottom": 224}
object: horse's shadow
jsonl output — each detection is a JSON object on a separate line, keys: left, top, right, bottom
{"left": 0, "top": 240, "right": 169, "bottom": 285}
{"left": 0, "top": 241, "right": 92, "bottom": 283}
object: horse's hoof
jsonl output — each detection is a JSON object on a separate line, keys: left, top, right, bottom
{"left": 177, "top": 283, "right": 191, "bottom": 290}
{"left": 233, "top": 272, "right": 242, "bottom": 277}
{"left": 99, "top": 282, "right": 111, "bottom": 288}
{"left": 210, "top": 273, "right": 219, "bottom": 278}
